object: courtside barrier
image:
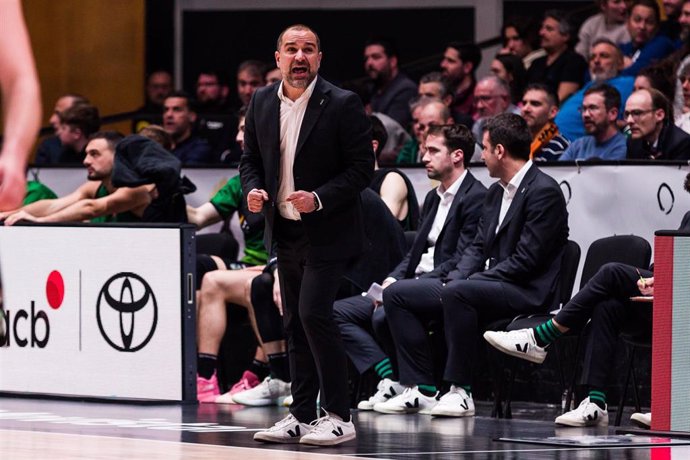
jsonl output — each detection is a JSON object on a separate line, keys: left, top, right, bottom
{"left": 0, "top": 223, "right": 197, "bottom": 402}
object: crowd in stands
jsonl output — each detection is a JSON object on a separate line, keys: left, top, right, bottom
{"left": 31, "top": 0, "right": 690, "bottom": 168}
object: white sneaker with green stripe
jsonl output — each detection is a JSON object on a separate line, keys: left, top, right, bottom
{"left": 555, "top": 397, "right": 608, "bottom": 427}
{"left": 483, "top": 328, "right": 547, "bottom": 364}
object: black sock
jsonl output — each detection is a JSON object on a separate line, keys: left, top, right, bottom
{"left": 268, "top": 352, "right": 291, "bottom": 382}
{"left": 249, "top": 359, "right": 270, "bottom": 380}
{"left": 197, "top": 353, "right": 217, "bottom": 379}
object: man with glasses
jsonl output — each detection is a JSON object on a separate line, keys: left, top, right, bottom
{"left": 471, "top": 76, "right": 520, "bottom": 144}
{"left": 625, "top": 88, "right": 690, "bottom": 160}
{"left": 560, "top": 83, "right": 626, "bottom": 161}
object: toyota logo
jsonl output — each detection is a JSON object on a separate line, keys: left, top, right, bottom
{"left": 96, "top": 273, "right": 157, "bottom": 352}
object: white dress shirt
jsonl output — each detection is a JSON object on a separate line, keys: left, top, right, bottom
{"left": 497, "top": 160, "right": 532, "bottom": 232}
{"left": 414, "top": 171, "right": 467, "bottom": 275}
{"left": 276, "top": 76, "right": 318, "bottom": 220}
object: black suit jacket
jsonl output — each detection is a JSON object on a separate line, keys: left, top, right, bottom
{"left": 451, "top": 164, "right": 569, "bottom": 310}
{"left": 239, "top": 77, "right": 375, "bottom": 260}
{"left": 388, "top": 171, "right": 487, "bottom": 280}
{"left": 627, "top": 123, "right": 690, "bottom": 160}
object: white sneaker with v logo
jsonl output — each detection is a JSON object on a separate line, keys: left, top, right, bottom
{"left": 431, "top": 385, "right": 475, "bottom": 417}
{"left": 373, "top": 386, "right": 438, "bottom": 414}
{"left": 253, "top": 413, "right": 311, "bottom": 443}
{"left": 555, "top": 397, "right": 608, "bottom": 427}
{"left": 299, "top": 409, "right": 356, "bottom": 446}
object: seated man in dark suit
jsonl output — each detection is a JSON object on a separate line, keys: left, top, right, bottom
{"left": 485, "top": 173, "right": 690, "bottom": 428}
{"left": 333, "top": 123, "right": 488, "bottom": 412}
{"left": 626, "top": 88, "right": 690, "bottom": 160}
{"left": 377, "top": 113, "right": 569, "bottom": 417}
{"left": 334, "top": 124, "right": 485, "bottom": 411}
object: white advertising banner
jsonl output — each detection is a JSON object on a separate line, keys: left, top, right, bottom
{"left": 0, "top": 226, "right": 186, "bottom": 400}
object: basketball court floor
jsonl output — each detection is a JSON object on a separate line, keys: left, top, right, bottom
{"left": 2, "top": 396, "right": 689, "bottom": 459}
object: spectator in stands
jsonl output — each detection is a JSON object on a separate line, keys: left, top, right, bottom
{"left": 560, "top": 83, "right": 627, "bottom": 160}
{"left": 264, "top": 66, "right": 282, "bottom": 86}
{"left": 140, "top": 70, "right": 173, "bottom": 113}
{"left": 625, "top": 88, "right": 690, "bottom": 159}
{"left": 196, "top": 69, "right": 230, "bottom": 113}
{"left": 394, "top": 98, "right": 424, "bottom": 164}
{"left": 527, "top": 10, "right": 588, "bottom": 103}
{"left": 194, "top": 69, "right": 238, "bottom": 164}
{"left": 377, "top": 113, "right": 568, "bottom": 417}
{"left": 471, "top": 76, "right": 520, "bottom": 143}
{"left": 440, "top": 42, "right": 482, "bottom": 120}
{"left": 556, "top": 38, "right": 635, "bottom": 140}
{"left": 670, "top": 1, "right": 690, "bottom": 118}
{"left": 502, "top": 16, "right": 546, "bottom": 69}
{"left": 675, "top": 61, "right": 690, "bottom": 132}
{"left": 620, "top": 0, "right": 677, "bottom": 77}
{"left": 163, "top": 91, "right": 212, "bottom": 165}
{"left": 419, "top": 71, "right": 474, "bottom": 128}
{"left": 485, "top": 173, "right": 690, "bottom": 428}
{"left": 369, "top": 115, "right": 419, "bottom": 231}
{"left": 0, "top": 131, "right": 154, "bottom": 225}
{"left": 237, "top": 60, "right": 266, "bottom": 109}
{"left": 660, "top": 0, "right": 684, "bottom": 39}
{"left": 491, "top": 53, "right": 528, "bottom": 105}
{"left": 396, "top": 97, "right": 454, "bottom": 165}
{"left": 35, "top": 93, "right": 89, "bottom": 165}
{"left": 680, "top": 0, "right": 690, "bottom": 41}
{"left": 364, "top": 37, "right": 417, "bottom": 128}
{"left": 634, "top": 64, "right": 676, "bottom": 103}
{"left": 55, "top": 103, "right": 101, "bottom": 162}
{"left": 520, "top": 83, "right": 569, "bottom": 161}
{"left": 418, "top": 72, "right": 453, "bottom": 107}
{"left": 133, "top": 70, "right": 173, "bottom": 133}
{"left": 335, "top": 123, "right": 486, "bottom": 413}
{"left": 575, "top": 0, "right": 630, "bottom": 59}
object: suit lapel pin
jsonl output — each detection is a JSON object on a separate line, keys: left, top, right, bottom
{"left": 320, "top": 98, "right": 325, "bottom": 106}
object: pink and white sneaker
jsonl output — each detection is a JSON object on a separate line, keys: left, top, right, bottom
{"left": 216, "top": 370, "right": 260, "bottom": 404}
{"left": 197, "top": 373, "right": 220, "bottom": 403}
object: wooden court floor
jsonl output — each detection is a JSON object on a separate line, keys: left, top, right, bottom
{"left": 2, "top": 396, "right": 690, "bottom": 459}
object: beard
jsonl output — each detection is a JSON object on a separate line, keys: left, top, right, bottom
{"left": 286, "top": 65, "right": 316, "bottom": 89}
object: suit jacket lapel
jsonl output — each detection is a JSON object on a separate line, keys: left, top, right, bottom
{"left": 496, "top": 164, "right": 537, "bottom": 235}
{"left": 437, "top": 174, "right": 474, "bottom": 240}
{"left": 265, "top": 92, "right": 282, "bottom": 187}
{"left": 406, "top": 193, "right": 440, "bottom": 277}
{"left": 483, "top": 189, "right": 501, "bottom": 251}
{"left": 296, "top": 79, "right": 329, "bottom": 156}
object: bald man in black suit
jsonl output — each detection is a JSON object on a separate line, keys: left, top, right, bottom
{"left": 240, "top": 24, "right": 374, "bottom": 446}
